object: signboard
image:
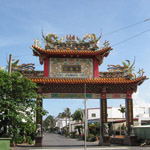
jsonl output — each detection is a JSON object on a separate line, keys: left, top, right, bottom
{"left": 43, "top": 93, "right": 100, "bottom": 99}
{"left": 101, "top": 99, "right": 107, "bottom": 123}
{"left": 42, "top": 93, "right": 127, "bottom": 99}
{"left": 106, "top": 94, "right": 126, "bottom": 99}
{"left": 62, "top": 65, "right": 81, "bottom": 73}
{"left": 126, "top": 99, "right": 133, "bottom": 125}
{"left": 49, "top": 58, "right": 93, "bottom": 78}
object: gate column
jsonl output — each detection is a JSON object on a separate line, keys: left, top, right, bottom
{"left": 35, "top": 88, "right": 43, "bottom": 147}
{"left": 99, "top": 90, "right": 110, "bottom": 146}
{"left": 124, "top": 91, "right": 137, "bottom": 145}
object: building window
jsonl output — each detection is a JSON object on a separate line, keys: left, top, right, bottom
{"left": 92, "top": 113, "right": 96, "bottom": 117}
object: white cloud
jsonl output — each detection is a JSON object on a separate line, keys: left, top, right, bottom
{"left": 133, "top": 90, "right": 150, "bottom": 108}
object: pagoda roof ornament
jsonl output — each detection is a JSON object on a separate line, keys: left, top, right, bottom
{"left": 107, "top": 58, "right": 148, "bottom": 80}
{"left": 42, "top": 32, "right": 103, "bottom": 51}
{"left": 30, "top": 32, "right": 113, "bottom": 65}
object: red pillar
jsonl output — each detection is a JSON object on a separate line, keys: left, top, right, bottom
{"left": 44, "top": 57, "right": 49, "bottom": 77}
{"left": 94, "top": 58, "right": 99, "bottom": 78}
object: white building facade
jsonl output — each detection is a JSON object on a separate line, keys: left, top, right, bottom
{"left": 55, "top": 106, "right": 150, "bottom": 133}
{"left": 87, "top": 106, "right": 150, "bottom": 125}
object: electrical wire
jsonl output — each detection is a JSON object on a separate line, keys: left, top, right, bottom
{"left": 112, "top": 29, "right": 150, "bottom": 47}
{"left": 12, "top": 18, "right": 150, "bottom": 57}
{"left": 103, "top": 18, "right": 150, "bottom": 36}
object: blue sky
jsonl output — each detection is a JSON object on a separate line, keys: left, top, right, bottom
{"left": 0, "top": 0, "right": 150, "bottom": 118}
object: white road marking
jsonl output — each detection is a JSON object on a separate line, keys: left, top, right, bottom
{"left": 30, "top": 147, "right": 130, "bottom": 150}
{"left": 30, "top": 146, "right": 150, "bottom": 150}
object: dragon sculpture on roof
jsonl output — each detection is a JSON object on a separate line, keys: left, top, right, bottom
{"left": 42, "top": 32, "right": 103, "bottom": 50}
{"left": 107, "top": 58, "right": 136, "bottom": 79}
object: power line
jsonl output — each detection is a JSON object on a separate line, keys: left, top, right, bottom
{"left": 103, "top": 18, "right": 150, "bottom": 36}
{"left": 112, "top": 29, "right": 150, "bottom": 47}
{"left": 12, "top": 18, "right": 150, "bottom": 57}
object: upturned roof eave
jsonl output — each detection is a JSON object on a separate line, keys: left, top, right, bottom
{"left": 31, "top": 45, "right": 112, "bottom": 57}
{"left": 29, "top": 76, "right": 147, "bottom": 86}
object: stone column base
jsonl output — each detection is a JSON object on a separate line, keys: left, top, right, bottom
{"left": 99, "top": 136, "right": 110, "bottom": 146}
{"left": 34, "top": 136, "right": 43, "bottom": 147}
{"left": 124, "top": 136, "right": 137, "bottom": 146}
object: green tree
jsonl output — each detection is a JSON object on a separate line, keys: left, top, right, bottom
{"left": 118, "top": 105, "right": 126, "bottom": 118}
{"left": 57, "top": 108, "right": 71, "bottom": 136}
{"left": 0, "top": 70, "right": 47, "bottom": 143}
{"left": 64, "top": 108, "right": 71, "bottom": 120}
{"left": 88, "top": 123, "right": 100, "bottom": 136}
{"left": 43, "top": 115, "right": 55, "bottom": 132}
{"left": 64, "top": 108, "right": 71, "bottom": 135}
{"left": 72, "top": 109, "right": 83, "bottom": 122}
{"left": 72, "top": 109, "right": 83, "bottom": 136}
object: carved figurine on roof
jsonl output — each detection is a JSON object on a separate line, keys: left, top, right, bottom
{"left": 9, "top": 59, "right": 35, "bottom": 72}
{"left": 42, "top": 32, "right": 102, "bottom": 51}
{"left": 107, "top": 58, "right": 147, "bottom": 80}
{"left": 107, "top": 58, "right": 136, "bottom": 80}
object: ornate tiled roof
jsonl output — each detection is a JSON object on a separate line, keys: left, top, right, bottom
{"left": 31, "top": 45, "right": 112, "bottom": 65}
{"left": 31, "top": 33, "right": 113, "bottom": 65}
{"left": 31, "top": 45, "right": 112, "bottom": 57}
{"left": 29, "top": 76, "right": 146, "bottom": 85}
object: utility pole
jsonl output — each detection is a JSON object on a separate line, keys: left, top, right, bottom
{"left": 4, "top": 54, "right": 12, "bottom": 134}
{"left": 8, "top": 54, "right": 12, "bottom": 75}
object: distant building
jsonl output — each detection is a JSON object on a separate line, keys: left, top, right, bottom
{"left": 55, "top": 106, "right": 150, "bottom": 134}
{"left": 55, "top": 117, "right": 75, "bottom": 132}
{"left": 87, "top": 107, "right": 150, "bottom": 125}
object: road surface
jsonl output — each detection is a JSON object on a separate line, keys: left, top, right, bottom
{"left": 42, "top": 132, "right": 98, "bottom": 147}
{"left": 14, "top": 133, "right": 150, "bottom": 150}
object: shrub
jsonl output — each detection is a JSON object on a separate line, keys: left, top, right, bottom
{"left": 87, "top": 134, "right": 96, "bottom": 142}
{"left": 70, "top": 131, "right": 76, "bottom": 138}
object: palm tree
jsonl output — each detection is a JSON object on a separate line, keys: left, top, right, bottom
{"left": 118, "top": 105, "right": 126, "bottom": 135}
{"left": 72, "top": 108, "right": 83, "bottom": 136}
{"left": 64, "top": 108, "right": 71, "bottom": 135}
{"left": 118, "top": 104, "right": 126, "bottom": 118}
{"left": 57, "top": 108, "right": 71, "bottom": 136}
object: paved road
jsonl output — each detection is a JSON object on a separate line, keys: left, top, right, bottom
{"left": 42, "top": 133, "right": 98, "bottom": 147}
{"left": 13, "top": 133, "right": 150, "bottom": 150}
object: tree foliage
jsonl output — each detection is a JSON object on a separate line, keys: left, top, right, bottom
{"left": 57, "top": 108, "right": 71, "bottom": 119}
{"left": 57, "top": 108, "right": 71, "bottom": 136}
{"left": 118, "top": 105, "right": 126, "bottom": 118}
{"left": 72, "top": 109, "right": 83, "bottom": 122}
{"left": 64, "top": 108, "right": 71, "bottom": 119}
{"left": 72, "top": 109, "right": 83, "bottom": 136}
{"left": 88, "top": 123, "right": 100, "bottom": 136}
{"left": 0, "top": 70, "right": 47, "bottom": 143}
{"left": 43, "top": 115, "right": 55, "bottom": 132}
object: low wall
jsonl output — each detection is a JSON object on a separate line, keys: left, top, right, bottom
{"left": 134, "top": 125, "right": 150, "bottom": 140}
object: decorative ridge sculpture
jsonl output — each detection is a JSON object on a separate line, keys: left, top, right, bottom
{"left": 107, "top": 58, "right": 146, "bottom": 80}
{"left": 41, "top": 32, "right": 103, "bottom": 51}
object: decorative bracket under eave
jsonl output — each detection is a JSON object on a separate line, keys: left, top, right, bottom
{"left": 95, "top": 49, "right": 112, "bottom": 65}
{"left": 96, "top": 55, "right": 104, "bottom": 65}
{"left": 39, "top": 55, "right": 47, "bottom": 65}
{"left": 30, "top": 46, "right": 47, "bottom": 65}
